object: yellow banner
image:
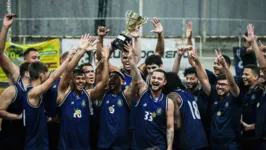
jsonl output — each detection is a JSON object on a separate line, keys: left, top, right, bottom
{"left": 0, "top": 39, "right": 60, "bottom": 82}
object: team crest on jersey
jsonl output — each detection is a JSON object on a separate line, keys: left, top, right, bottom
{"left": 109, "top": 105, "right": 115, "bottom": 114}
{"left": 94, "top": 100, "right": 99, "bottom": 106}
{"left": 71, "top": 101, "right": 74, "bottom": 105}
{"left": 156, "top": 108, "right": 162, "bottom": 116}
{"left": 117, "top": 99, "right": 123, "bottom": 107}
{"left": 251, "top": 94, "right": 256, "bottom": 100}
{"left": 143, "top": 103, "right": 147, "bottom": 107}
{"left": 81, "top": 100, "right": 86, "bottom": 108}
{"left": 194, "top": 96, "right": 198, "bottom": 102}
{"left": 106, "top": 100, "right": 109, "bottom": 104}
{"left": 53, "top": 84, "right": 57, "bottom": 88}
{"left": 214, "top": 101, "right": 218, "bottom": 105}
{"left": 257, "top": 102, "right": 260, "bottom": 108}
{"left": 225, "top": 102, "right": 229, "bottom": 107}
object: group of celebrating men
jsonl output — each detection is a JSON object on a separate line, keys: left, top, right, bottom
{"left": 0, "top": 13, "right": 266, "bottom": 150}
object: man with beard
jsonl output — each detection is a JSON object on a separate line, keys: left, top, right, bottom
{"left": 183, "top": 67, "right": 211, "bottom": 137}
{"left": 56, "top": 34, "right": 102, "bottom": 150}
{"left": 130, "top": 49, "right": 174, "bottom": 149}
{"left": 0, "top": 14, "right": 40, "bottom": 85}
{"left": 131, "top": 68, "right": 175, "bottom": 150}
{"left": 240, "top": 64, "right": 263, "bottom": 149}
{"left": 0, "top": 62, "right": 30, "bottom": 150}
{"left": 190, "top": 48, "right": 242, "bottom": 149}
{"left": 167, "top": 70, "right": 208, "bottom": 149}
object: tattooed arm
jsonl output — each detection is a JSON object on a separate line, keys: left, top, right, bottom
{"left": 167, "top": 98, "right": 174, "bottom": 150}
{"left": 123, "top": 42, "right": 147, "bottom": 105}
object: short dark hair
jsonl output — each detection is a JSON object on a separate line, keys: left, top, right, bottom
{"left": 152, "top": 69, "right": 167, "bottom": 80}
{"left": 145, "top": 55, "right": 163, "bottom": 66}
{"left": 28, "top": 62, "right": 48, "bottom": 80}
{"left": 222, "top": 55, "right": 231, "bottom": 67}
{"left": 73, "top": 69, "right": 85, "bottom": 77}
{"left": 61, "top": 51, "right": 69, "bottom": 60}
{"left": 24, "top": 48, "right": 38, "bottom": 58}
{"left": 217, "top": 73, "right": 227, "bottom": 81}
{"left": 162, "top": 72, "right": 185, "bottom": 95}
{"left": 244, "top": 64, "right": 260, "bottom": 77}
{"left": 19, "top": 62, "right": 30, "bottom": 77}
{"left": 79, "top": 63, "right": 93, "bottom": 71}
{"left": 184, "top": 67, "right": 197, "bottom": 77}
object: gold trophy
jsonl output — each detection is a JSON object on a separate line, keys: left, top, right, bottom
{"left": 112, "top": 10, "right": 148, "bottom": 51}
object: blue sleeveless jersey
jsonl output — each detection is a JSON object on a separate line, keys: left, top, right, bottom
{"left": 0, "top": 81, "right": 26, "bottom": 149}
{"left": 23, "top": 86, "right": 49, "bottom": 150}
{"left": 174, "top": 89, "right": 208, "bottom": 150}
{"left": 132, "top": 90, "right": 167, "bottom": 150}
{"left": 44, "top": 78, "right": 60, "bottom": 117}
{"left": 98, "top": 91, "right": 130, "bottom": 149}
{"left": 209, "top": 86, "right": 242, "bottom": 149}
{"left": 58, "top": 90, "right": 91, "bottom": 150}
{"left": 242, "top": 86, "right": 263, "bottom": 137}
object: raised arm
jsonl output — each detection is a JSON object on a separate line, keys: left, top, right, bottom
{"left": 151, "top": 17, "right": 164, "bottom": 57}
{"left": 186, "top": 21, "right": 193, "bottom": 46}
{"left": 28, "top": 51, "right": 74, "bottom": 106}
{"left": 188, "top": 49, "right": 211, "bottom": 96}
{"left": 0, "top": 86, "right": 22, "bottom": 120}
{"left": 216, "top": 49, "right": 240, "bottom": 97}
{"left": 172, "top": 46, "right": 192, "bottom": 73}
{"left": 89, "top": 46, "right": 109, "bottom": 102}
{"left": 96, "top": 26, "right": 109, "bottom": 62}
{"left": 123, "top": 42, "right": 139, "bottom": 105}
{"left": 167, "top": 98, "right": 175, "bottom": 150}
{"left": 130, "top": 26, "right": 142, "bottom": 63}
{"left": 0, "top": 14, "right": 20, "bottom": 84}
{"left": 243, "top": 24, "right": 266, "bottom": 76}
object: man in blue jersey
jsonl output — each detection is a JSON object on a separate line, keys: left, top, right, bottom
{"left": 96, "top": 42, "right": 139, "bottom": 150}
{"left": 56, "top": 34, "right": 108, "bottom": 150}
{"left": 79, "top": 62, "right": 98, "bottom": 150}
{"left": 0, "top": 62, "right": 30, "bottom": 150}
{"left": 190, "top": 48, "right": 242, "bottom": 149}
{"left": 44, "top": 51, "right": 70, "bottom": 150}
{"left": 0, "top": 14, "right": 41, "bottom": 85}
{"left": 22, "top": 49, "right": 74, "bottom": 150}
{"left": 131, "top": 49, "right": 174, "bottom": 149}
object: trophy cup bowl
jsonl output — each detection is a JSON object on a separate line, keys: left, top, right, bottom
{"left": 112, "top": 10, "right": 148, "bottom": 51}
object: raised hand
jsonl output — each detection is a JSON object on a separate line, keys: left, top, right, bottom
{"left": 3, "top": 13, "right": 16, "bottom": 28}
{"left": 67, "top": 47, "right": 77, "bottom": 60}
{"left": 177, "top": 47, "right": 185, "bottom": 56}
{"left": 243, "top": 24, "right": 256, "bottom": 42}
{"left": 124, "top": 41, "right": 135, "bottom": 64}
{"left": 78, "top": 34, "right": 98, "bottom": 51}
{"left": 130, "top": 26, "right": 140, "bottom": 38}
{"left": 101, "top": 45, "right": 110, "bottom": 59}
{"left": 97, "top": 26, "right": 109, "bottom": 36}
{"left": 259, "top": 40, "right": 266, "bottom": 52}
{"left": 186, "top": 21, "right": 193, "bottom": 39}
{"left": 215, "top": 48, "right": 227, "bottom": 68}
{"left": 151, "top": 17, "right": 163, "bottom": 34}
{"left": 188, "top": 48, "right": 199, "bottom": 67}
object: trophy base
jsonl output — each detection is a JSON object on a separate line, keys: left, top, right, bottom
{"left": 112, "top": 34, "right": 131, "bottom": 51}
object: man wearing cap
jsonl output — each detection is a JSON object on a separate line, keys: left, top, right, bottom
{"left": 97, "top": 43, "right": 138, "bottom": 150}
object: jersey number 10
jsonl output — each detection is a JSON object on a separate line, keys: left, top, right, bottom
{"left": 187, "top": 101, "right": 201, "bottom": 120}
